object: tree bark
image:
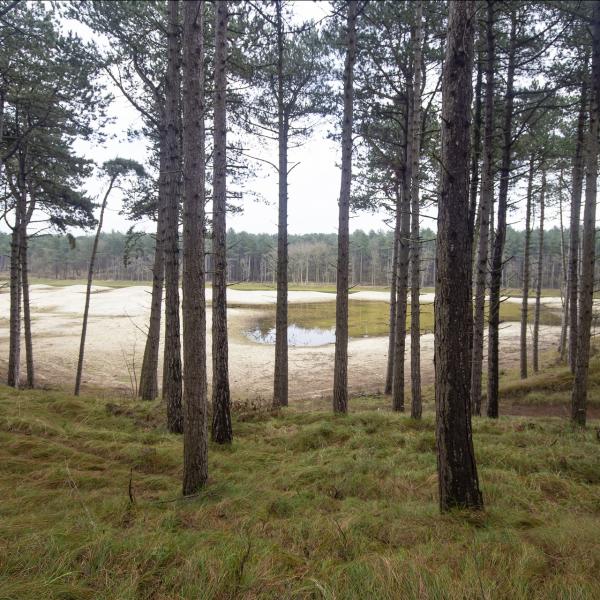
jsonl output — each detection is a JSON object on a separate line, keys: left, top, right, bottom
{"left": 410, "top": 0, "right": 424, "bottom": 419}
{"left": 75, "top": 177, "right": 115, "bottom": 396}
{"left": 163, "top": 0, "right": 183, "bottom": 434}
{"left": 487, "top": 7, "right": 516, "bottom": 419}
{"left": 211, "top": 0, "right": 233, "bottom": 442}
{"left": 392, "top": 79, "right": 413, "bottom": 413}
{"left": 20, "top": 221, "right": 34, "bottom": 388}
{"left": 385, "top": 197, "right": 400, "bottom": 395}
{"left": 273, "top": 0, "right": 289, "bottom": 409}
{"left": 559, "top": 190, "right": 569, "bottom": 361}
{"left": 572, "top": 2, "right": 600, "bottom": 427}
{"left": 469, "top": 23, "right": 484, "bottom": 240}
{"left": 532, "top": 169, "right": 546, "bottom": 374}
{"left": 568, "top": 72, "right": 588, "bottom": 372}
{"left": 470, "top": 0, "right": 495, "bottom": 416}
{"left": 333, "top": 0, "right": 358, "bottom": 414}
{"left": 139, "top": 139, "right": 167, "bottom": 401}
{"left": 435, "top": 0, "right": 483, "bottom": 512}
{"left": 182, "top": 0, "right": 208, "bottom": 494}
{"left": 520, "top": 154, "right": 535, "bottom": 379}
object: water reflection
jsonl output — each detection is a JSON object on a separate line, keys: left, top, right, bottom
{"left": 246, "top": 323, "right": 336, "bottom": 346}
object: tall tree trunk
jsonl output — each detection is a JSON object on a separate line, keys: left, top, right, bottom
{"left": 559, "top": 190, "right": 569, "bottom": 360}
{"left": 469, "top": 23, "right": 484, "bottom": 239}
{"left": 436, "top": 0, "right": 483, "bottom": 512}
{"left": 138, "top": 140, "right": 167, "bottom": 400}
{"left": 211, "top": 0, "right": 233, "bottom": 442}
{"left": 385, "top": 196, "right": 400, "bottom": 395}
{"left": 273, "top": 0, "right": 289, "bottom": 409}
{"left": 532, "top": 169, "right": 546, "bottom": 374}
{"left": 520, "top": 154, "right": 535, "bottom": 379}
{"left": 410, "top": 0, "right": 424, "bottom": 419}
{"left": 163, "top": 0, "right": 183, "bottom": 433}
{"left": 20, "top": 220, "right": 34, "bottom": 388}
{"left": 470, "top": 0, "right": 495, "bottom": 415}
{"left": 182, "top": 0, "right": 208, "bottom": 494}
{"left": 392, "top": 81, "right": 413, "bottom": 412}
{"left": 487, "top": 7, "right": 516, "bottom": 419}
{"left": 75, "top": 177, "right": 115, "bottom": 396}
{"left": 572, "top": 2, "right": 600, "bottom": 426}
{"left": 332, "top": 0, "right": 358, "bottom": 414}
{"left": 568, "top": 71, "right": 588, "bottom": 372}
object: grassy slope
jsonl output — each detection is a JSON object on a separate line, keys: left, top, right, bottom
{"left": 1, "top": 382, "right": 600, "bottom": 599}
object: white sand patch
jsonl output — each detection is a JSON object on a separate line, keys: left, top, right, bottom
{"left": 0, "top": 284, "right": 562, "bottom": 402}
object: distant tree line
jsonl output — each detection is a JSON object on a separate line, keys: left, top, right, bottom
{"left": 0, "top": 226, "right": 588, "bottom": 291}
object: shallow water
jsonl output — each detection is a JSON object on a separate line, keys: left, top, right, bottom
{"left": 244, "top": 301, "right": 392, "bottom": 346}
{"left": 246, "top": 323, "right": 336, "bottom": 346}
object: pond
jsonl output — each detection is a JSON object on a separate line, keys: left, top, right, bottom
{"left": 244, "top": 301, "right": 395, "bottom": 346}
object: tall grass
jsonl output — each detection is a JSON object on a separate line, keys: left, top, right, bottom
{"left": 1, "top": 385, "right": 599, "bottom": 599}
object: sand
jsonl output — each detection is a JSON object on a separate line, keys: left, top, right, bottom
{"left": 0, "top": 284, "right": 562, "bottom": 402}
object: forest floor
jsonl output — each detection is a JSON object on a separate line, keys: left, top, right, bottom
{"left": 0, "top": 283, "right": 565, "bottom": 402}
{"left": 1, "top": 367, "right": 600, "bottom": 599}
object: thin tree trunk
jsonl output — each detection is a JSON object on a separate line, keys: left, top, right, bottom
{"left": 75, "top": 177, "right": 115, "bottom": 396}
{"left": 273, "top": 0, "right": 289, "bottom": 409}
{"left": 572, "top": 2, "right": 600, "bottom": 426}
{"left": 559, "top": 191, "right": 569, "bottom": 360}
{"left": 410, "top": 0, "right": 424, "bottom": 419}
{"left": 385, "top": 198, "right": 400, "bottom": 395}
{"left": 182, "top": 0, "right": 208, "bottom": 494}
{"left": 470, "top": 0, "right": 495, "bottom": 415}
{"left": 532, "top": 169, "right": 546, "bottom": 373}
{"left": 487, "top": 7, "right": 516, "bottom": 419}
{"left": 520, "top": 154, "right": 535, "bottom": 379}
{"left": 435, "top": 0, "right": 483, "bottom": 512}
{"left": 332, "top": 0, "right": 358, "bottom": 414}
{"left": 138, "top": 140, "right": 167, "bottom": 400}
{"left": 21, "top": 224, "right": 33, "bottom": 388}
{"left": 568, "top": 71, "right": 588, "bottom": 372}
{"left": 392, "top": 80, "right": 413, "bottom": 413}
{"left": 163, "top": 0, "right": 183, "bottom": 433}
{"left": 211, "top": 0, "right": 233, "bottom": 442}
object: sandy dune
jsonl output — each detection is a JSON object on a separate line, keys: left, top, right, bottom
{"left": 0, "top": 284, "right": 561, "bottom": 403}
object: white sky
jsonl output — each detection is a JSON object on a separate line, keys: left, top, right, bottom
{"left": 3, "top": 0, "right": 568, "bottom": 238}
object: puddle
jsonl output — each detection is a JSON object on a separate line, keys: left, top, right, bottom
{"left": 244, "top": 301, "right": 393, "bottom": 346}
{"left": 246, "top": 323, "right": 336, "bottom": 346}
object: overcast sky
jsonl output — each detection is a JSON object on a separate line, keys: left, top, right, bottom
{"left": 4, "top": 1, "right": 566, "bottom": 239}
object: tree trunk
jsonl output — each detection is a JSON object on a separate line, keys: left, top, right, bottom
{"left": 435, "top": 0, "right": 483, "bottom": 512}
{"left": 273, "top": 0, "right": 289, "bottom": 409}
{"left": 138, "top": 139, "right": 167, "bottom": 401}
{"left": 487, "top": 7, "right": 516, "bottom": 419}
{"left": 385, "top": 198, "right": 400, "bottom": 395}
{"left": 410, "top": 0, "right": 424, "bottom": 419}
{"left": 532, "top": 169, "right": 546, "bottom": 374}
{"left": 332, "top": 0, "right": 358, "bottom": 414}
{"left": 572, "top": 2, "right": 600, "bottom": 427}
{"left": 568, "top": 71, "right": 588, "bottom": 372}
{"left": 392, "top": 77, "right": 413, "bottom": 413}
{"left": 469, "top": 23, "right": 484, "bottom": 239}
{"left": 520, "top": 154, "right": 535, "bottom": 379}
{"left": 21, "top": 226, "right": 33, "bottom": 388}
{"left": 75, "top": 177, "right": 115, "bottom": 396}
{"left": 470, "top": 0, "right": 495, "bottom": 416}
{"left": 559, "top": 190, "right": 569, "bottom": 360}
{"left": 182, "top": 0, "right": 208, "bottom": 494}
{"left": 211, "top": 0, "right": 233, "bottom": 442}
{"left": 163, "top": 0, "right": 183, "bottom": 433}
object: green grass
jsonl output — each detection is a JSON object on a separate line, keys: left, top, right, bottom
{"left": 1, "top": 384, "right": 600, "bottom": 599}
{"left": 247, "top": 300, "right": 561, "bottom": 338}
{"left": 23, "top": 277, "right": 153, "bottom": 288}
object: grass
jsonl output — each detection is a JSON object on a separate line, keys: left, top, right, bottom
{"left": 1, "top": 381, "right": 600, "bottom": 599}
{"left": 247, "top": 300, "right": 562, "bottom": 338}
